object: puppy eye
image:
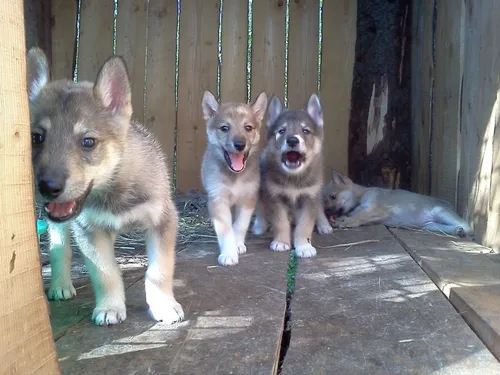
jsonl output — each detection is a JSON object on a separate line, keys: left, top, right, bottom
{"left": 302, "top": 128, "right": 311, "bottom": 135}
{"left": 81, "top": 137, "right": 96, "bottom": 149}
{"left": 220, "top": 125, "right": 229, "bottom": 132}
{"left": 31, "top": 133, "right": 45, "bottom": 145}
{"left": 278, "top": 128, "right": 286, "bottom": 134}
{"left": 244, "top": 124, "right": 253, "bottom": 132}
{"left": 330, "top": 194, "right": 337, "bottom": 200}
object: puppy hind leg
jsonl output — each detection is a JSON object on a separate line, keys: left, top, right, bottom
{"left": 47, "top": 221, "right": 76, "bottom": 301}
{"left": 145, "top": 209, "right": 184, "bottom": 324}
{"left": 72, "top": 225, "right": 126, "bottom": 326}
{"left": 208, "top": 199, "right": 239, "bottom": 265}
{"left": 431, "top": 207, "right": 474, "bottom": 238}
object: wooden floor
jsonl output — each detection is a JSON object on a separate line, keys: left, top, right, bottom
{"left": 46, "top": 225, "right": 500, "bottom": 375}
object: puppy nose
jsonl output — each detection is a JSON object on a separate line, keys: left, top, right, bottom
{"left": 286, "top": 136, "right": 300, "bottom": 148}
{"left": 38, "top": 178, "right": 65, "bottom": 199}
{"left": 233, "top": 139, "right": 246, "bottom": 152}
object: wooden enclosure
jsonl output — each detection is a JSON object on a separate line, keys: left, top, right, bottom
{"left": 411, "top": 0, "right": 500, "bottom": 252}
{"left": 29, "top": 0, "right": 357, "bottom": 193}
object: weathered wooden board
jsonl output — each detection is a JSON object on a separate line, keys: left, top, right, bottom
{"left": 287, "top": 0, "right": 319, "bottom": 109}
{"left": 220, "top": 0, "right": 247, "bottom": 103}
{"left": 51, "top": 0, "right": 77, "bottom": 80}
{"left": 77, "top": 0, "right": 114, "bottom": 82}
{"left": 431, "top": 0, "right": 464, "bottom": 209}
{"left": 283, "top": 225, "right": 500, "bottom": 374}
{"left": 391, "top": 228, "right": 500, "bottom": 363}
{"left": 250, "top": 0, "right": 286, "bottom": 151}
{"left": 144, "top": 0, "right": 178, "bottom": 177}
{"left": 54, "top": 238, "right": 288, "bottom": 374}
{"left": 176, "top": 0, "right": 219, "bottom": 193}
{"left": 115, "top": 0, "right": 148, "bottom": 123}
{"left": 320, "top": 0, "right": 356, "bottom": 177}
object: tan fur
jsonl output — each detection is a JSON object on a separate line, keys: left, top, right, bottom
{"left": 201, "top": 91, "right": 268, "bottom": 266}
{"left": 252, "top": 94, "right": 333, "bottom": 259}
{"left": 324, "top": 171, "right": 474, "bottom": 238}
{"left": 27, "top": 47, "right": 184, "bottom": 326}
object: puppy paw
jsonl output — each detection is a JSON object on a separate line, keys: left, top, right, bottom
{"left": 92, "top": 305, "right": 127, "bottom": 326}
{"left": 335, "top": 216, "right": 357, "bottom": 229}
{"left": 295, "top": 243, "right": 317, "bottom": 258}
{"left": 236, "top": 243, "right": 247, "bottom": 255}
{"left": 218, "top": 252, "right": 239, "bottom": 266}
{"left": 47, "top": 281, "right": 77, "bottom": 301}
{"left": 148, "top": 297, "right": 184, "bottom": 324}
{"left": 317, "top": 223, "right": 333, "bottom": 235}
{"left": 454, "top": 226, "right": 466, "bottom": 238}
{"left": 270, "top": 241, "right": 291, "bottom": 252}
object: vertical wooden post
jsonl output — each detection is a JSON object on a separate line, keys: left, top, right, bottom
{"left": 0, "top": 1, "right": 59, "bottom": 373}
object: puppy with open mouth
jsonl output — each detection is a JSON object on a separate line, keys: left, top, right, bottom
{"left": 251, "top": 94, "right": 333, "bottom": 258}
{"left": 201, "top": 91, "right": 267, "bottom": 266}
{"left": 27, "top": 47, "right": 184, "bottom": 327}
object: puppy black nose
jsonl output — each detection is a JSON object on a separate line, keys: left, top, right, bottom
{"left": 233, "top": 139, "right": 246, "bottom": 152}
{"left": 38, "top": 178, "right": 65, "bottom": 199}
{"left": 286, "top": 136, "right": 300, "bottom": 148}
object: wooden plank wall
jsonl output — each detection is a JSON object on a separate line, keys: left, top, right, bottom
{"left": 413, "top": 0, "right": 500, "bottom": 252}
{"left": 44, "top": 0, "right": 358, "bottom": 193}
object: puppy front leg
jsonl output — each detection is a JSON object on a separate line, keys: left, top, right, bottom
{"left": 316, "top": 200, "right": 333, "bottom": 235}
{"left": 233, "top": 195, "right": 257, "bottom": 255}
{"left": 251, "top": 199, "right": 268, "bottom": 235}
{"left": 293, "top": 198, "right": 317, "bottom": 258}
{"left": 47, "top": 221, "right": 76, "bottom": 300}
{"left": 145, "top": 208, "right": 184, "bottom": 324}
{"left": 336, "top": 205, "right": 389, "bottom": 228}
{"left": 72, "top": 224, "right": 125, "bottom": 326}
{"left": 208, "top": 198, "right": 239, "bottom": 266}
{"left": 268, "top": 200, "right": 292, "bottom": 252}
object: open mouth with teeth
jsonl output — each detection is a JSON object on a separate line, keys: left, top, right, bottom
{"left": 282, "top": 151, "right": 305, "bottom": 169}
{"left": 223, "top": 150, "right": 249, "bottom": 173}
{"left": 43, "top": 183, "right": 93, "bottom": 223}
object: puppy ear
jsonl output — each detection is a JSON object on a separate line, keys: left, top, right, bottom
{"left": 94, "top": 56, "right": 132, "bottom": 118}
{"left": 202, "top": 91, "right": 219, "bottom": 120}
{"left": 251, "top": 92, "right": 268, "bottom": 122}
{"left": 306, "top": 93, "right": 323, "bottom": 127}
{"left": 332, "top": 170, "right": 347, "bottom": 185}
{"left": 267, "top": 95, "right": 282, "bottom": 128}
{"left": 26, "top": 47, "right": 50, "bottom": 102}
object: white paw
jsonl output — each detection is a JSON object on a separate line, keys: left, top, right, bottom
{"left": 295, "top": 243, "right": 317, "bottom": 258}
{"left": 270, "top": 241, "right": 291, "bottom": 252}
{"left": 148, "top": 297, "right": 184, "bottom": 324}
{"left": 218, "top": 252, "right": 239, "bottom": 266}
{"left": 317, "top": 223, "right": 333, "bottom": 235}
{"left": 92, "top": 305, "right": 127, "bottom": 326}
{"left": 236, "top": 243, "right": 247, "bottom": 255}
{"left": 47, "top": 282, "right": 77, "bottom": 301}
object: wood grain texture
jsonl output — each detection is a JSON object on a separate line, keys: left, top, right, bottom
{"left": 144, "top": 0, "right": 177, "bottom": 178}
{"left": 251, "top": 0, "right": 286, "bottom": 150}
{"left": 0, "top": 1, "right": 59, "bottom": 373}
{"left": 51, "top": 0, "right": 77, "bottom": 80}
{"left": 116, "top": 0, "right": 148, "bottom": 123}
{"left": 431, "top": 0, "right": 464, "bottom": 208}
{"left": 458, "top": 0, "right": 500, "bottom": 251}
{"left": 77, "top": 0, "right": 114, "bottom": 82}
{"left": 220, "top": 0, "right": 247, "bottom": 103}
{"left": 176, "top": 0, "right": 219, "bottom": 193}
{"left": 287, "top": 0, "right": 319, "bottom": 109}
{"left": 320, "top": 0, "right": 356, "bottom": 177}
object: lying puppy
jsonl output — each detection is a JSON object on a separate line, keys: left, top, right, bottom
{"left": 324, "top": 171, "right": 474, "bottom": 238}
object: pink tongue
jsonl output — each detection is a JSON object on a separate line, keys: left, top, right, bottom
{"left": 229, "top": 153, "right": 245, "bottom": 171}
{"left": 46, "top": 201, "right": 76, "bottom": 218}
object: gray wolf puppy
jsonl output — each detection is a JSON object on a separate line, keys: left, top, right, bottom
{"left": 201, "top": 91, "right": 268, "bottom": 266}
{"left": 324, "top": 170, "right": 474, "bottom": 238}
{"left": 251, "top": 94, "right": 333, "bottom": 258}
{"left": 27, "top": 47, "right": 184, "bottom": 326}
